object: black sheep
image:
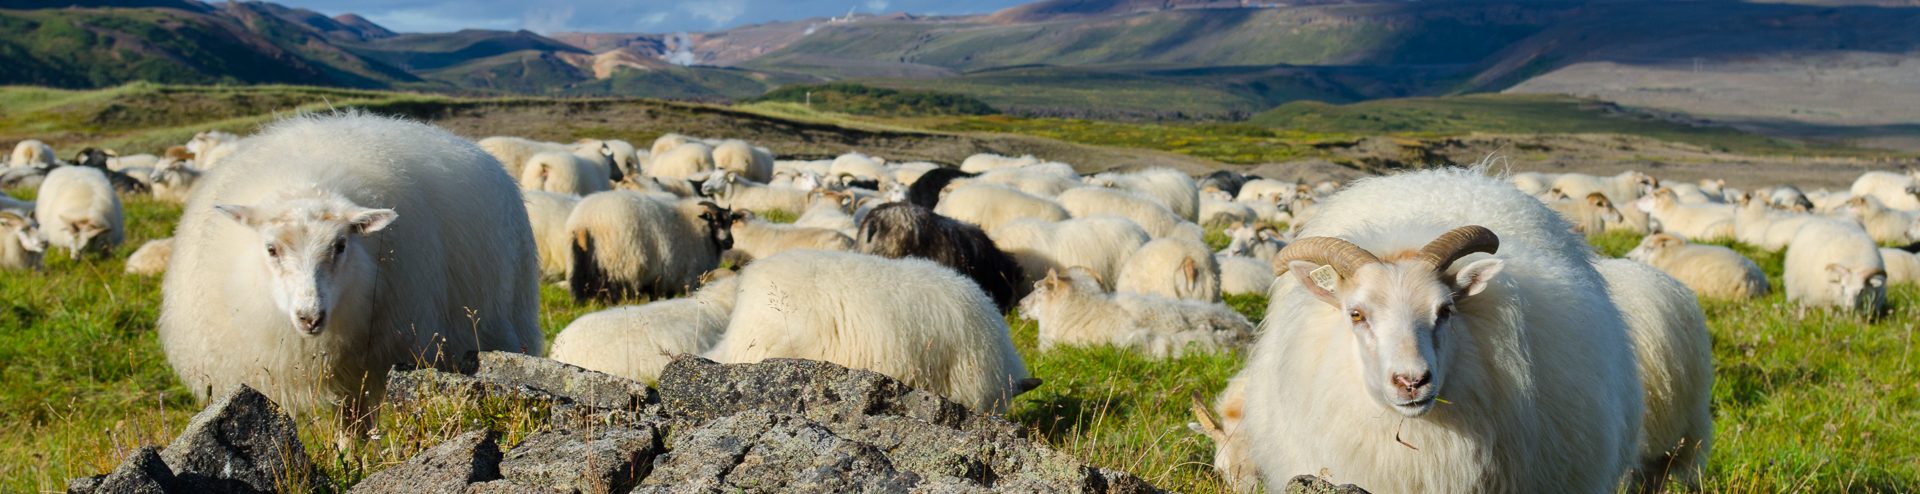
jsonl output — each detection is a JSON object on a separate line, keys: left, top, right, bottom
{"left": 73, "top": 148, "right": 150, "bottom": 195}
{"left": 905, "top": 167, "right": 976, "bottom": 209}
{"left": 856, "top": 202, "right": 1024, "bottom": 312}
{"left": 1197, "top": 170, "right": 1249, "bottom": 198}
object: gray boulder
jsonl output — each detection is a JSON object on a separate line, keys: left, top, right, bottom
{"left": 350, "top": 430, "right": 503, "bottom": 494}
{"left": 1285, "top": 475, "right": 1373, "bottom": 494}
{"left": 159, "top": 384, "right": 321, "bottom": 493}
{"left": 635, "top": 411, "right": 922, "bottom": 494}
{"left": 498, "top": 421, "right": 663, "bottom": 494}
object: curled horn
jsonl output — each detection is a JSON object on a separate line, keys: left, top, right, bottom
{"left": 1272, "top": 236, "right": 1381, "bottom": 280}
{"left": 1416, "top": 225, "right": 1499, "bottom": 271}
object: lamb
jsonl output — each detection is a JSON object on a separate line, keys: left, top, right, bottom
{"left": 148, "top": 158, "right": 202, "bottom": 203}
{"left": 1842, "top": 195, "right": 1919, "bottom": 244}
{"left": 1637, "top": 188, "right": 1735, "bottom": 241}
{"left": 702, "top": 171, "right": 811, "bottom": 214}
{"left": 1626, "top": 233, "right": 1769, "bottom": 300}
{"left": 1057, "top": 187, "right": 1203, "bottom": 242}
{"left": 959, "top": 153, "right": 1040, "bottom": 173}
{"left": 35, "top": 166, "right": 124, "bottom": 260}
{"left": 1019, "top": 267, "right": 1253, "bottom": 357}
{"left": 1115, "top": 236, "right": 1221, "bottom": 302}
{"left": 566, "top": 191, "right": 730, "bottom": 303}
{"left": 1215, "top": 254, "right": 1273, "bottom": 297}
{"left": 522, "top": 190, "right": 582, "bottom": 281}
{"left": 712, "top": 139, "right": 774, "bottom": 183}
{"left": 1086, "top": 168, "right": 1200, "bottom": 222}
{"left": 518, "top": 151, "right": 611, "bottom": 196}
{"left": 857, "top": 202, "right": 1026, "bottom": 312}
{"left": 9, "top": 139, "right": 57, "bottom": 168}
{"left": 1880, "top": 248, "right": 1920, "bottom": 285}
{"left": 1848, "top": 170, "right": 1920, "bottom": 211}
{"left": 934, "top": 183, "right": 1070, "bottom": 234}
{"left": 1593, "top": 259, "right": 1716, "bottom": 492}
{"left": 990, "top": 216, "right": 1149, "bottom": 288}
{"left": 0, "top": 210, "right": 46, "bottom": 271}
{"left": 1234, "top": 168, "right": 1643, "bottom": 493}
{"left": 646, "top": 141, "right": 716, "bottom": 180}
{"left": 726, "top": 211, "right": 856, "bottom": 262}
{"left": 1547, "top": 192, "right": 1626, "bottom": 236}
{"left": 706, "top": 250, "right": 1036, "bottom": 413}
{"left": 1784, "top": 219, "right": 1886, "bottom": 316}
{"left": 124, "top": 237, "right": 173, "bottom": 276}
{"left": 551, "top": 273, "right": 740, "bottom": 384}
{"left": 159, "top": 112, "right": 543, "bottom": 417}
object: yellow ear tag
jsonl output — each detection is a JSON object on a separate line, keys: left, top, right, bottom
{"left": 1309, "top": 265, "right": 1338, "bottom": 292}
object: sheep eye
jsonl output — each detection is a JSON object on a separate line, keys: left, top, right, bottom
{"left": 1437, "top": 305, "right": 1453, "bottom": 321}
{"left": 1349, "top": 309, "right": 1366, "bottom": 324}
{"left": 265, "top": 245, "right": 280, "bottom": 258}
{"left": 331, "top": 239, "right": 347, "bottom": 256}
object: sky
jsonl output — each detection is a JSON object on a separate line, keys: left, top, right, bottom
{"left": 287, "top": 0, "right": 1034, "bottom": 34}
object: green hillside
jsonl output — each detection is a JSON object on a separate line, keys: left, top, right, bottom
{"left": 0, "top": 7, "right": 343, "bottom": 87}
{"left": 752, "top": 83, "right": 998, "bottom": 117}
{"left": 1251, "top": 94, "right": 1814, "bottom": 153}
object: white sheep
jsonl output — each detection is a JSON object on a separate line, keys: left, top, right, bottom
{"left": 1880, "top": 248, "right": 1920, "bottom": 285}
{"left": 1546, "top": 192, "right": 1626, "bottom": 236}
{"left": 959, "top": 153, "right": 1039, "bottom": 173}
{"left": 646, "top": 141, "right": 716, "bottom": 180}
{"left": 159, "top": 112, "right": 543, "bottom": 416}
{"left": 934, "top": 183, "right": 1070, "bottom": 234}
{"left": 702, "top": 171, "right": 810, "bottom": 214}
{"left": 518, "top": 151, "right": 611, "bottom": 196}
{"left": 522, "top": 190, "right": 581, "bottom": 281}
{"left": 712, "top": 139, "right": 774, "bottom": 183}
{"left": 185, "top": 130, "right": 238, "bottom": 157}
{"left": 1237, "top": 168, "right": 1642, "bottom": 493}
{"left": 726, "top": 213, "right": 855, "bottom": 262}
{"left": 1594, "top": 259, "right": 1715, "bottom": 492}
{"left": 829, "top": 152, "right": 887, "bottom": 186}
{"left": 1057, "top": 187, "right": 1202, "bottom": 242}
{"left": 1509, "top": 172, "right": 1559, "bottom": 196}
{"left": 1191, "top": 375, "right": 1256, "bottom": 493}
{"left": 1234, "top": 179, "right": 1294, "bottom": 204}
{"left": 1842, "top": 195, "right": 1919, "bottom": 244}
{"left": 122, "top": 237, "right": 173, "bottom": 276}
{"left": 1198, "top": 197, "right": 1256, "bottom": 227}
{"left": 1626, "top": 233, "right": 1769, "bottom": 300}
{"left": 792, "top": 190, "right": 859, "bottom": 236}
{"left": 969, "top": 166, "right": 1081, "bottom": 198}
{"left": 1637, "top": 188, "right": 1735, "bottom": 241}
{"left": 551, "top": 273, "right": 739, "bottom": 384}
{"left": 195, "top": 140, "right": 243, "bottom": 170}
{"left": 477, "top": 136, "right": 564, "bottom": 179}
{"left": 565, "top": 191, "right": 728, "bottom": 303}
{"left": 1220, "top": 223, "right": 1286, "bottom": 262}
{"left": 1020, "top": 267, "right": 1253, "bottom": 357}
{"left": 576, "top": 138, "right": 640, "bottom": 180}
{"left": 1848, "top": 170, "right": 1920, "bottom": 211}
{"left": 1733, "top": 193, "right": 1821, "bottom": 250}
{"left": 706, "top": 250, "right": 1035, "bottom": 413}
{"left": 1215, "top": 254, "right": 1273, "bottom": 297}
{"left": 1086, "top": 168, "right": 1200, "bottom": 222}
{"left": 1784, "top": 219, "right": 1886, "bottom": 316}
{"left": 886, "top": 161, "right": 940, "bottom": 186}
{"left": 990, "top": 216, "right": 1149, "bottom": 288}
{"left": 649, "top": 133, "right": 702, "bottom": 158}
{"left": 1115, "top": 236, "right": 1221, "bottom": 302}
{"left": 1767, "top": 184, "right": 1813, "bottom": 211}
{"left": 9, "top": 139, "right": 57, "bottom": 168}
{"left": 1550, "top": 171, "right": 1653, "bottom": 233}
{"left": 147, "top": 158, "right": 202, "bottom": 204}
{"left": 0, "top": 209, "right": 46, "bottom": 271}
{"left": 36, "top": 166, "right": 124, "bottom": 260}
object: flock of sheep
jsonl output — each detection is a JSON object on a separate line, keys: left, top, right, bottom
{"left": 5, "top": 111, "right": 1919, "bottom": 493}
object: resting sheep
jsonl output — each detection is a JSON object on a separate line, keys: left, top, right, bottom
{"left": 1637, "top": 188, "right": 1735, "bottom": 241}
{"left": 726, "top": 211, "right": 856, "bottom": 262}
{"left": 1019, "top": 267, "right": 1253, "bottom": 357}
{"left": 1215, "top": 254, "right": 1273, "bottom": 297}
{"left": 1881, "top": 248, "right": 1920, "bottom": 285}
{"left": 159, "top": 112, "right": 543, "bottom": 417}
{"left": 702, "top": 171, "right": 811, "bottom": 214}
{"left": 1594, "top": 259, "right": 1716, "bottom": 492}
{"left": 990, "top": 216, "right": 1149, "bottom": 288}
{"left": 705, "top": 250, "right": 1035, "bottom": 413}
{"left": 1626, "top": 233, "right": 1770, "bottom": 300}
{"left": 1547, "top": 192, "right": 1626, "bottom": 236}
{"left": 0, "top": 210, "right": 46, "bottom": 271}
{"left": 1234, "top": 168, "right": 1642, "bottom": 493}
{"left": 551, "top": 273, "right": 739, "bottom": 384}
{"left": 148, "top": 158, "right": 202, "bottom": 203}
{"left": 1086, "top": 168, "right": 1200, "bottom": 222}
{"left": 566, "top": 191, "right": 730, "bottom": 303}
{"left": 959, "top": 153, "right": 1039, "bottom": 173}
{"left": 1057, "top": 187, "right": 1203, "bottom": 242}
{"left": 1842, "top": 195, "right": 1919, "bottom": 244}
{"left": 934, "top": 183, "right": 1070, "bottom": 234}
{"left": 124, "top": 238, "right": 173, "bottom": 276}
{"left": 36, "top": 166, "right": 124, "bottom": 260}
{"left": 1115, "top": 236, "right": 1221, "bottom": 302}
{"left": 10, "top": 139, "right": 57, "bottom": 168}
{"left": 857, "top": 202, "right": 1026, "bottom": 312}
{"left": 1733, "top": 192, "right": 1821, "bottom": 250}
{"left": 1784, "top": 219, "right": 1886, "bottom": 316}
{"left": 1848, "top": 170, "right": 1920, "bottom": 211}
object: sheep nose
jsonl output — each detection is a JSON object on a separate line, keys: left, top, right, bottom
{"left": 295, "top": 311, "right": 327, "bottom": 332}
{"left": 1393, "top": 372, "right": 1431, "bottom": 393}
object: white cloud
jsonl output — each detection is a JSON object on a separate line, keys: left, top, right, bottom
{"left": 522, "top": 5, "right": 576, "bottom": 34}
{"left": 634, "top": 12, "right": 670, "bottom": 29}
{"left": 681, "top": 0, "right": 746, "bottom": 28}
{"left": 363, "top": 8, "right": 516, "bottom": 33}
{"left": 865, "top": 0, "right": 889, "bottom": 12}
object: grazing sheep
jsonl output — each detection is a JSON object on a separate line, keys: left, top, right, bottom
{"left": 1627, "top": 233, "right": 1770, "bottom": 300}
{"left": 712, "top": 139, "right": 774, "bottom": 183}
{"left": 159, "top": 112, "right": 543, "bottom": 416}
{"left": 566, "top": 191, "right": 730, "bottom": 303}
{"left": 990, "top": 216, "right": 1149, "bottom": 288}
{"left": 519, "top": 151, "right": 611, "bottom": 196}
{"left": 1547, "top": 192, "right": 1626, "bottom": 236}
{"left": 647, "top": 141, "right": 716, "bottom": 180}
{"left": 1190, "top": 375, "right": 1256, "bottom": 493}
{"left": 1237, "top": 168, "right": 1642, "bottom": 493}
{"left": 1057, "top": 187, "right": 1201, "bottom": 242}
{"left": 857, "top": 202, "right": 1026, "bottom": 312}
{"left": 522, "top": 190, "right": 582, "bottom": 281}
{"left": 148, "top": 158, "right": 202, "bottom": 203}
{"left": 1733, "top": 193, "right": 1820, "bottom": 250}
{"left": 9, "top": 139, "right": 57, "bottom": 168}
{"left": 1215, "top": 254, "right": 1273, "bottom": 297}
{"left": 551, "top": 273, "right": 740, "bottom": 384}
{"left": 1595, "top": 259, "right": 1715, "bottom": 492}
{"left": 1115, "top": 237, "right": 1221, "bottom": 302}
{"left": 1637, "top": 188, "right": 1735, "bottom": 241}
{"left": 1842, "top": 195, "right": 1919, "bottom": 244}
{"left": 727, "top": 212, "right": 856, "bottom": 262}
{"left": 124, "top": 237, "right": 173, "bottom": 276}
{"left": 959, "top": 153, "right": 1039, "bottom": 173}
{"left": 1784, "top": 219, "right": 1886, "bottom": 316}
{"left": 1880, "top": 248, "right": 1920, "bottom": 285}
{"left": 1848, "top": 170, "right": 1920, "bottom": 211}
{"left": 0, "top": 210, "right": 46, "bottom": 271}
{"left": 1087, "top": 168, "right": 1200, "bottom": 222}
{"left": 477, "top": 136, "right": 565, "bottom": 179}
{"left": 934, "top": 183, "right": 1070, "bottom": 234}
{"left": 1019, "top": 267, "right": 1253, "bottom": 357}
{"left": 707, "top": 250, "right": 1035, "bottom": 413}
{"left": 905, "top": 167, "right": 975, "bottom": 209}
{"left": 36, "top": 166, "right": 124, "bottom": 260}
{"left": 702, "top": 171, "right": 810, "bottom": 214}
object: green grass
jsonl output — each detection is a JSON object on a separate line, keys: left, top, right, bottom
{"left": 929, "top": 116, "right": 1335, "bottom": 165}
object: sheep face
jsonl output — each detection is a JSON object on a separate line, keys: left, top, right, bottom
{"left": 214, "top": 195, "right": 395, "bottom": 336}
{"left": 1586, "top": 193, "right": 1625, "bottom": 226}
{"left": 1, "top": 211, "right": 45, "bottom": 253}
{"left": 1626, "top": 233, "right": 1685, "bottom": 264}
{"left": 1825, "top": 263, "right": 1887, "bottom": 315}
{"left": 1019, "top": 267, "right": 1104, "bottom": 317}
{"left": 52, "top": 216, "right": 112, "bottom": 260}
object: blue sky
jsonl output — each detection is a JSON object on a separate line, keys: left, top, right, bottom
{"left": 286, "top": 0, "right": 1033, "bottom": 34}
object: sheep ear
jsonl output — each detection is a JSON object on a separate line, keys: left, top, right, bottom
{"left": 0, "top": 211, "right": 22, "bottom": 228}
{"left": 1182, "top": 257, "right": 1199, "bottom": 284}
{"left": 1452, "top": 258, "right": 1504, "bottom": 298}
{"left": 349, "top": 208, "right": 398, "bottom": 234}
{"left": 1286, "top": 260, "right": 1339, "bottom": 306}
{"left": 213, "top": 204, "right": 254, "bottom": 226}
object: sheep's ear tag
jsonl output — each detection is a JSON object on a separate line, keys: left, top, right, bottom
{"left": 1309, "top": 265, "right": 1339, "bottom": 292}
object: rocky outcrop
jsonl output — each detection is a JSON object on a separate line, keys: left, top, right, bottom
{"left": 72, "top": 353, "right": 1171, "bottom": 493}
{"left": 1284, "top": 475, "right": 1373, "bottom": 494}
